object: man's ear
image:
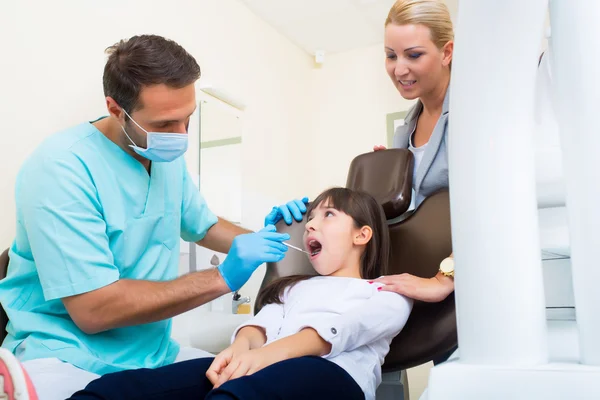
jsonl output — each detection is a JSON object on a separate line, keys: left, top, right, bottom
{"left": 354, "top": 226, "right": 373, "bottom": 246}
{"left": 106, "top": 96, "right": 125, "bottom": 121}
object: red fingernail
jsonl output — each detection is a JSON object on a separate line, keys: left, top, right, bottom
{"left": 368, "top": 281, "right": 373, "bottom": 284}
{"left": 377, "top": 287, "right": 382, "bottom": 291}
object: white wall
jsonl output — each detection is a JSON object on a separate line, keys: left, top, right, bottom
{"left": 307, "top": 43, "right": 416, "bottom": 196}
{"left": 0, "top": 0, "right": 314, "bottom": 247}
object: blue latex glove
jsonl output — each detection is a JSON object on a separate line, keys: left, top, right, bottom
{"left": 218, "top": 225, "right": 290, "bottom": 291}
{"left": 264, "top": 197, "right": 309, "bottom": 226}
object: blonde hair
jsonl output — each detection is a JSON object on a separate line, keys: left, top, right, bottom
{"left": 385, "top": 0, "right": 454, "bottom": 50}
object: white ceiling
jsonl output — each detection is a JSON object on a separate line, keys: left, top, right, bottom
{"left": 237, "top": 0, "right": 459, "bottom": 56}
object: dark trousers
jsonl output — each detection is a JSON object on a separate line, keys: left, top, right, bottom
{"left": 68, "top": 356, "right": 365, "bottom": 400}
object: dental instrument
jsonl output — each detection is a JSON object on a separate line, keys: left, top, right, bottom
{"left": 283, "top": 242, "right": 309, "bottom": 255}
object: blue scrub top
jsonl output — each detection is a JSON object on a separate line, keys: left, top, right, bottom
{"left": 0, "top": 119, "right": 218, "bottom": 375}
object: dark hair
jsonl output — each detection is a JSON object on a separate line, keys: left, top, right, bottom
{"left": 103, "top": 34, "right": 201, "bottom": 113}
{"left": 255, "top": 187, "right": 390, "bottom": 310}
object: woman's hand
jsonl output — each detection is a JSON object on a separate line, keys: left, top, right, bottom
{"left": 373, "top": 145, "right": 387, "bottom": 151}
{"left": 374, "top": 273, "right": 454, "bottom": 303}
{"left": 206, "top": 337, "right": 252, "bottom": 386}
{"left": 210, "top": 347, "right": 283, "bottom": 388}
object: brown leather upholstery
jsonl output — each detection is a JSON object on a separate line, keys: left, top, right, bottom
{"left": 0, "top": 249, "right": 9, "bottom": 343}
{"left": 346, "top": 149, "right": 414, "bottom": 219}
{"left": 383, "top": 190, "right": 455, "bottom": 370}
{"left": 256, "top": 149, "right": 456, "bottom": 372}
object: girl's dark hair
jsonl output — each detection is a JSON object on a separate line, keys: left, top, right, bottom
{"left": 255, "top": 187, "right": 390, "bottom": 310}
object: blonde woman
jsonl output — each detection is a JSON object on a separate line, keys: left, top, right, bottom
{"left": 374, "top": 0, "right": 453, "bottom": 207}
{"left": 373, "top": 0, "right": 457, "bottom": 364}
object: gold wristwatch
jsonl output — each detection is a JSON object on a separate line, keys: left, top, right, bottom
{"left": 439, "top": 256, "right": 455, "bottom": 278}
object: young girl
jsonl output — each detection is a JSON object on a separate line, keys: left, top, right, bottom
{"left": 66, "top": 187, "right": 413, "bottom": 400}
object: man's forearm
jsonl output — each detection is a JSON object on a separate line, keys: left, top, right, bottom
{"left": 263, "top": 328, "right": 331, "bottom": 360}
{"left": 198, "top": 218, "right": 252, "bottom": 254}
{"left": 64, "top": 268, "right": 230, "bottom": 334}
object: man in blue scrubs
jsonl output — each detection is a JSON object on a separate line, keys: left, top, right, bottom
{"left": 0, "top": 34, "right": 308, "bottom": 399}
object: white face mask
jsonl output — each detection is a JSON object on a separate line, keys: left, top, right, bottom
{"left": 121, "top": 109, "right": 188, "bottom": 163}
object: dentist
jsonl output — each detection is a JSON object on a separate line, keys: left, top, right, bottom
{"left": 0, "top": 34, "right": 301, "bottom": 400}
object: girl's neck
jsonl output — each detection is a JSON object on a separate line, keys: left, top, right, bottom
{"left": 329, "top": 258, "right": 362, "bottom": 279}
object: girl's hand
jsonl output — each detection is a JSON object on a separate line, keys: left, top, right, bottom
{"left": 206, "top": 338, "right": 251, "bottom": 386}
{"left": 373, "top": 145, "right": 387, "bottom": 151}
{"left": 373, "top": 273, "right": 454, "bottom": 303}
{"left": 212, "top": 347, "right": 283, "bottom": 388}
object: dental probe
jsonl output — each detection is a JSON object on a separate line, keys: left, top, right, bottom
{"left": 283, "top": 242, "right": 310, "bottom": 255}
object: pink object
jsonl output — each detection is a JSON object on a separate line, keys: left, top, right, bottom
{"left": 0, "top": 348, "right": 38, "bottom": 400}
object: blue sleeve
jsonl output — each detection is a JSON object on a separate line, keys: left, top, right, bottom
{"left": 180, "top": 162, "right": 218, "bottom": 242}
{"left": 19, "top": 154, "right": 120, "bottom": 300}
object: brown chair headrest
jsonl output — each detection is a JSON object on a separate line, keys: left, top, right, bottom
{"left": 346, "top": 149, "right": 414, "bottom": 219}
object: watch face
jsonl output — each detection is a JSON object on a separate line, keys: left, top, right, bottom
{"left": 440, "top": 258, "right": 454, "bottom": 273}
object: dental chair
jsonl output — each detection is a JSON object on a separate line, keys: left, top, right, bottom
{"left": 256, "top": 148, "right": 455, "bottom": 400}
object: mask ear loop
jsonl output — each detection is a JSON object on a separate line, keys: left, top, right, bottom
{"left": 121, "top": 108, "right": 149, "bottom": 133}
{"left": 120, "top": 108, "right": 148, "bottom": 148}
{"left": 121, "top": 125, "right": 139, "bottom": 148}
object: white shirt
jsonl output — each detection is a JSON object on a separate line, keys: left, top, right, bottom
{"left": 408, "top": 130, "right": 429, "bottom": 188}
{"left": 407, "top": 129, "right": 429, "bottom": 211}
{"left": 232, "top": 276, "right": 413, "bottom": 400}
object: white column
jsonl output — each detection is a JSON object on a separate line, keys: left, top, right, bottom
{"left": 549, "top": 0, "right": 600, "bottom": 366}
{"left": 448, "top": 0, "right": 549, "bottom": 365}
